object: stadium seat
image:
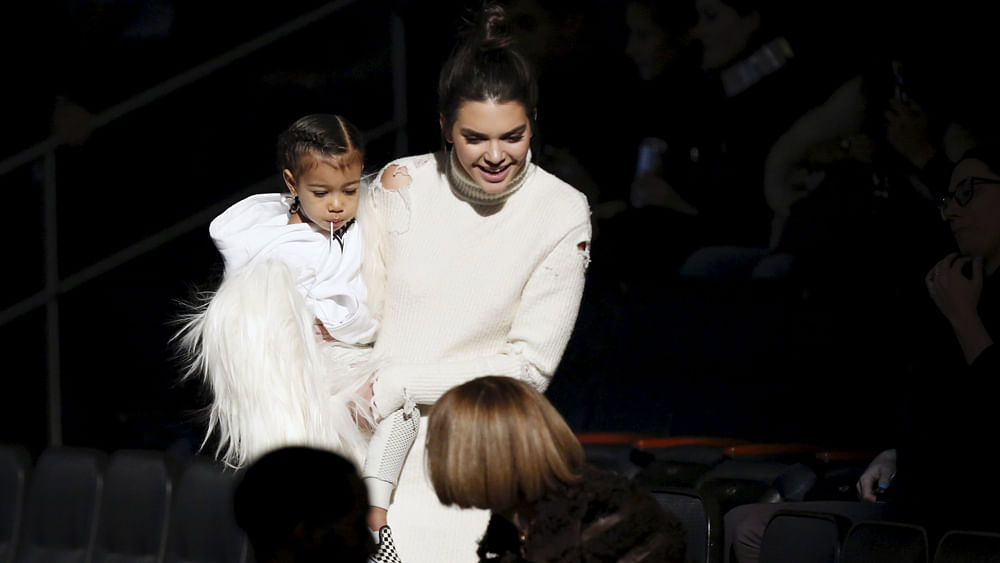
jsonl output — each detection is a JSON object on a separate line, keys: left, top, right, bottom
{"left": 840, "top": 520, "right": 929, "bottom": 563}
{"left": 0, "top": 443, "right": 31, "bottom": 563}
{"left": 933, "top": 529, "right": 1000, "bottom": 563}
{"left": 14, "top": 446, "right": 107, "bottom": 563}
{"left": 576, "top": 432, "right": 656, "bottom": 478}
{"left": 632, "top": 436, "right": 749, "bottom": 490}
{"left": 647, "top": 486, "right": 711, "bottom": 563}
{"left": 758, "top": 509, "right": 849, "bottom": 563}
{"left": 163, "top": 455, "right": 248, "bottom": 563}
{"left": 93, "top": 449, "right": 176, "bottom": 563}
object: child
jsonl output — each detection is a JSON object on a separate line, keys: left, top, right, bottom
{"left": 174, "top": 113, "right": 416, "bottom": 561}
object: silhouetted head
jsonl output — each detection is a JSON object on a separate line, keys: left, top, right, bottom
{"left": 625, "top": 0, "right": 698, "bottom": 81}
{"left": 233, "top": 446, "right": 373, "bottom": 563}
{"left": 691, "top": 0, "right": 780, "bottom": 70}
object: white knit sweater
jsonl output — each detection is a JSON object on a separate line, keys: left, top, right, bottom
{"left": 369, "top": 150, "right": 592, "bottom": 415}
{"left": 367, "top": 150, "right": 591, "bottom": 563}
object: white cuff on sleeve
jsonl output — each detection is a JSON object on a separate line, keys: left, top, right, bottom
{"left": 364, "top": 477, "right": 395, "bottom": 510}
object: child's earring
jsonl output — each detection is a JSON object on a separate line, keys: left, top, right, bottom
{"left": 289, "top": 196, "right": 300, "bottom": 214}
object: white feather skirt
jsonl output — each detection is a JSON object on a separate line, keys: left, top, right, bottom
{"left": 174, "top": 259, "right": 374, "bottom": 469}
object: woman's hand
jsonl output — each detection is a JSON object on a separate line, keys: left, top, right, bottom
{"left": 857, "top": 449, "right": 897, "bottom": 502}
{"left": 926, "top": 253, "right": 983, "bottom": 328}
{"left": 357, "top": 374, "right": 375, "bottom": 409}
{"left": 350, "top": 373, "right": 377, "bottom": 432}
{"left": 926, "top": 253, "right": 993, "bottom": 364}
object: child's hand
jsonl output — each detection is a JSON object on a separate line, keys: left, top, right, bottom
{"left": 313, "top": 318, "right": 335, "bottom": 342}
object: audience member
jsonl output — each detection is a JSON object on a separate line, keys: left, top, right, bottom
{"left": 765, "top": 18, "right": 962, "bottom": 278}
{"left": 676, "top": 0, "right": 856, "bottom": 278}
{"left": 233, "top": 446, "right": 375, "bottom": 563}
{"left": 855, "top": 140, "right": 1000, "bottom": 547}
{"left": 427, "top": 376, "right": 686, "bottom": 563}
{"left": 506, "top": 0, "right": 639, "bottom": 220}
{"left": 722, "top": 139, "right": 1000, "bottom": 562}
{"left": 594, "top": 0, "right": 714, "bottom": 282}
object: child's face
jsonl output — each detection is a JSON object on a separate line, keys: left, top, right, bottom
{"left": 283, "top": 151, "right": 362, "bottom": 232}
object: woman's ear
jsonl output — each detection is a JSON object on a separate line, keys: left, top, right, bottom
{"left": 439, "top": 114, "right": 452, "bottom": 144}
{"left": 282, "top": 169, "right": 297, "bottom": 195}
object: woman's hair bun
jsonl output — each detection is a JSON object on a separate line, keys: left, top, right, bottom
{"left": 475, "top": 2, "right": 514, "bottom": 50}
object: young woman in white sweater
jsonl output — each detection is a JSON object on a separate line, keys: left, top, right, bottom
{"left": 355, "top": 3, "right": 593, "bottom": 562}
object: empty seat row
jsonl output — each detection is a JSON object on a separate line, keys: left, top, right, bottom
{"left": 760, "top": 510, "right": 1000, "bottom": 563}
{"left": 576, "top": 432, "right": 1000, "bottom": 563}
{"left": 0, "top": 443, "right": 249, "bottom": 563}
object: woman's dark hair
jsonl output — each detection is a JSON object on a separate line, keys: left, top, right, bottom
{"left": 438, "top": 2, "right": 538, "bottom": 138}
{"left": 276, "top": 114, "right": 364, "bottom": 175}
{"left": 959, "top": 136, "right": 1000, "bottom": 178}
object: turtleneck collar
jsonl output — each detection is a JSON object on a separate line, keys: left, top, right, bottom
{"left": 720, "top": 36, "right": 794, "bottom": 98}
{"left": 446, "top": 147, "right": 533, "bottom": 206}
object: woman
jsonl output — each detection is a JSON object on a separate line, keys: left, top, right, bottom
{"left": 680, "top": 0, "right": 849, "bottom": 275}
{"left": 428, "top": 376, "right": 685, "bottom": 563}
{"left": 855, "top": 142, "right": 1000, "bottom": 548}
{"left": 361, "top": 3, "right": 592, "bottom": 561}
{"left": 725, "top": 142, "right": 1000, "bottom": 562}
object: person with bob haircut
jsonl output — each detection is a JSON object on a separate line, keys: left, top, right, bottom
{"left": 427, "top": 376, "right": 686, "bottom": 563}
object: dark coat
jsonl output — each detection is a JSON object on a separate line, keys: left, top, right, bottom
{"left": 476, "top": 465, "right": 686, "bottom": 563}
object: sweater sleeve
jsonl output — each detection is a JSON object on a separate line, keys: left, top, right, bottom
{"left": 371, "top": 220, "right": 592, "bottom": 417}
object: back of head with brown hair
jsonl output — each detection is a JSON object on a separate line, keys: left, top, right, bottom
{"left": 426, "top": 376, "right": 584, "bottom": 512}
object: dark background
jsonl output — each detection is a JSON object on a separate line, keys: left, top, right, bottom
{"left": 0, "top": 0, "right": 987, "bottom": 459}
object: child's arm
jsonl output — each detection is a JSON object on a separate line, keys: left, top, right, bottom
{"left": 362, "top": 402, "right": 420, "bottom": 530}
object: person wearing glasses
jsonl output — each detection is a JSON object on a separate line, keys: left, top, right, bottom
{"left": 723, "top": 143, "right": 1000, "bottom": 563}
{"left": 855, "top": 143, "right": 1000, "bottom": 548}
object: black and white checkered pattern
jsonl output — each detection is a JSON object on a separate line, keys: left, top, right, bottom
{"left": 369, "top": 525, "right": 403, "bottom": 563}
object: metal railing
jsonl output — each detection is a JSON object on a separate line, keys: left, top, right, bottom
{"left": 0, "top": 0, "right": 407, "bottom": 447}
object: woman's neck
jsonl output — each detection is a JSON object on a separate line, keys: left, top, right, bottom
{"left": 446, "top": 148, "right": 532, "bottom": 205}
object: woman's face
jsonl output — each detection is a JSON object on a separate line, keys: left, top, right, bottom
{"left": 625, "top": 2, "right": 677, "bottom": 81}
{"left": 444, "top": 100, "right": 532, "bottom": 194}
{"left": 942, "top": 158, "right": 1000, "bottom": 266}
{"left": 691, "top": 0, "right": 760, "bottom": 70}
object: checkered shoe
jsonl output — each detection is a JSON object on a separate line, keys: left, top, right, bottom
{"left": 368, "top": 525, "right": 402, "bottom": 563}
